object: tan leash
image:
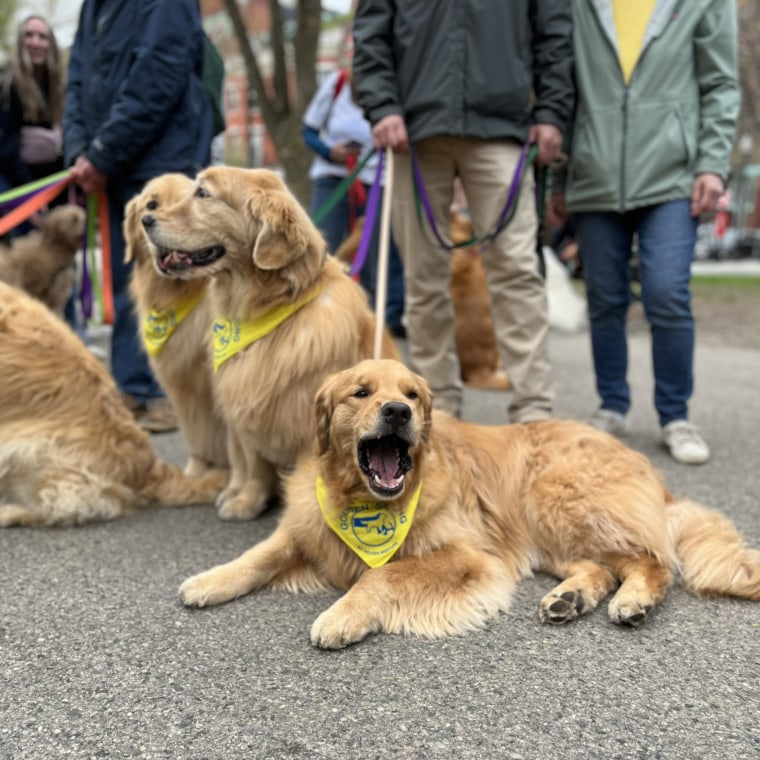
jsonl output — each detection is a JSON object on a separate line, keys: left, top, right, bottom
{"left": 373, "top": 148, "right": 394, "bottom": 359}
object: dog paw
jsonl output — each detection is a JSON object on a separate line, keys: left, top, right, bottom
{"left": 608, "top": 599, "right": 652, "bottom": 627}
{"left": 310, "top": 602, "right": 378, "bottom": 649}
{"left": 539, "top": 589, "right": 586, "bottom": 625}
{"left": 216, "top": 492, "right": 267, "bottom": 521}
{"left": 179, "top": 571, "right": 233, "bottom": 608}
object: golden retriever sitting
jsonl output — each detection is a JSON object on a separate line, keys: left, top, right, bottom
{"left": 141, "top": 167, "right": 400, "bottom": 521}
{"left": 179, "top": 359, "right": 760, "bottom": 648}
{"left": 0, "top": 204, "right": 85, "bottom": 317}
{"left": 124, "top": 174, "right": 229, "bottom": 477}
{"left": 0, "top": 282, "right": 226, "bottom": 527}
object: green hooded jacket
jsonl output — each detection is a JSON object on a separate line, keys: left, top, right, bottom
{"left": 556, "top": 0, "right": 738, "bottom": 213}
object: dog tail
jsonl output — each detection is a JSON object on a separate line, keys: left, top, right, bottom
{"left": 141, "top": 460, "right": 227, "bottom": 508}
{"left": 667, "top": 498, "right": 760, "bottom": 600}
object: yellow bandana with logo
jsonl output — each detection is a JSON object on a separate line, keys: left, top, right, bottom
{"left": 142, "top": 291, "right": 205, "bottom": 357}
{"left": 316, "top": 475, "right": 422, "bottom": 568}
{"left": 212, "top": 286, "right": 323, "bottom": 372}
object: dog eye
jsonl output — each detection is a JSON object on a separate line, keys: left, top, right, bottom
{"left": 406, "top": 390, "right": 419, "bottom": 400}
{"left": 146, "top": 200, "right": 158, "bottom": 211}
{"left": 195, "top": 186, "right": 210, "bottom": 198}
{"left": 352, "top": 387, "right": 369, "bottom": 398}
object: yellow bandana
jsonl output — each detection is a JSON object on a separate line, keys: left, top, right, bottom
{"left": 212, "top": 286, "right": 323, "bottom": 372}
{"left": 316, "top": 475, "right": 422, "bottom": 568}
{"left": 142, "top": 291, "right": 205, "bottom": 357}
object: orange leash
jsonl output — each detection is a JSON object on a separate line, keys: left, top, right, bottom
{"left": 95, "top": 192, "right": 113, "bottom": 325}
{"left": 0, "top": 174, "right": 75, "bottom": 237}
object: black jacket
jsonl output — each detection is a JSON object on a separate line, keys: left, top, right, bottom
{"left": 63, "top": 0, "right": 213, "bottom": 182}
{"left": 352, "top": 0, "right": 574, "bottom": 144}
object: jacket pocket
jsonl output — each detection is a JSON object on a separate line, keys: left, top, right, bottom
{"left": 624, "top": 101, "right": 695, "bottom": 205}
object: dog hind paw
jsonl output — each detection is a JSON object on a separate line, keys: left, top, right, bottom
{"left": 539, "top": 589, "right": 586, "bottom": 624}
{"left": 608, "top": 600, "right": 653, "bottom": 627}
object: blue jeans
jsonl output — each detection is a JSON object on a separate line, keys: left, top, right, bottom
{"left": 310, "top": 175, "right": 405, "bottom": 327}
{"left": 107, "top": 181, "right": 164, "bottom": 403}
{"left": 573, "top": 200, "right": 698, "bottom": 426}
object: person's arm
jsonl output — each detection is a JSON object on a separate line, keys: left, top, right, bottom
{"left": 302, "top": 124, "right": 332, "bottom": 162}
{"left": 529, "top": 0, "right": 575, "bottom": 137}
{"left": 693, "top": 0, "right": 739, "bottom": 182}
{"left": 62, "top": 9, "right": 90, "bottom": 169}
{"left": 84, "top": 0, "right": 204, "bottom": 178}
{"left": 352, "top": 0, "right": 403, "bottom": 128}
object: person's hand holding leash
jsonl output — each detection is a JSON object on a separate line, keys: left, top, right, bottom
{"left": 529, "top": 124, "right": 562, "bottom": 165}
{"left": 372, "top": 114, "right": 408, "bottom": 152}
{"left": 71, "top": 155, "right": 107, "bottom": 194}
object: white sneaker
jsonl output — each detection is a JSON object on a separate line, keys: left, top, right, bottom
{"left": 661, "top": 420, "right": 710, "bottom": 464}
{"left": 587, "top": 408, "right": 630, "bottom": 436}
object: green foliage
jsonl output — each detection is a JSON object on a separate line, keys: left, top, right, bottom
{"left": 0, "top": 0, "right": 20, "bottom": 59}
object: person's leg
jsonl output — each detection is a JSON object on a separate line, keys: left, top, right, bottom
{"left": 391, "top": 138, "right": 460, "bottom": 414}
{"left": 636, "top": 200, "right": 698, "bottom": 426}
{"left": 310, "top": 176, "right": 350, "bottom": 254}
{"left": 573, "top": 211, "right": 635, "bottom": 417}
{"left": 108, "top": 181, "right": 163, "bottom": 403}
{"left": 457, "top": 138, "right": 552, "bottom": 422}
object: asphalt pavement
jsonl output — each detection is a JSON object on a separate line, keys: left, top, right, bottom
{"left": 1, "top": 322, "right": 759, "bottom": 760}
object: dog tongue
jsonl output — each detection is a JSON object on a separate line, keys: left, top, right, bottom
{"left": 369, "top": 442, "right": 398, "bottom": 486}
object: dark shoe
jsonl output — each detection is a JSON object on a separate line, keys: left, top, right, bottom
{"left": 388, "top": 323, "right": 407, "bottom": 339}
{"left": 122, "top": 394, "right": 178, "bottom": 434}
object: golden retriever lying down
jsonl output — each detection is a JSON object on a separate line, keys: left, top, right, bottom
{"left": 124, "top": 173, "right": 229, "bottom": 477}
{"left": 0, "top": 282, "right": 226, "bottom": 527}
{"left": 141, "top": 167, "right": 400, "bottom": 521}
{"left": 180, "top": 359, "right": 760, "bottom": 648}
{"left": 0, "top": 204, "right": 86, "bottom": 318}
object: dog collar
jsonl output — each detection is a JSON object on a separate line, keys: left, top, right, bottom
{"left": 142, "top": 291, "right": 205, "bottom": 357}
{"left": 315, "top": 474, "right": 422, "bottom": 568}
{"left": 212, "top": 285, "right": 323, "bottom": 372}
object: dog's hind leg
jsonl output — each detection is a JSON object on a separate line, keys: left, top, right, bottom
{"left": 310, "top": 544, "right": 513, "bottom": 649}
{"left": 179, "top": 528, "right": 317, "bottom": 607}
{"left": 538, "top": 559, "right": 618, "bottom": 624}
{"left": 604, "top": 553, "right": 673, "bottom": 626}
{"left": 0, "top": 504, "right": 45, "bottom": 527}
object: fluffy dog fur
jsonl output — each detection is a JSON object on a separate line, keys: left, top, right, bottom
{"left": 179, "top": 359, "right": 760, "bottom": 648}
{"left": 141, "top": 167, "right": 400, "bottom": 521}
{"left": 124, "top": 173, "right": 228, "bottom": 477}
{"left": 0, "top": 204, "right": 86, "bottom": 317}
{"left": 0, "top": 282, "right": 226, "bottom": 527}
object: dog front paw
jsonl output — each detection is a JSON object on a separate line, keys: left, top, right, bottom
{"left": 216, "top": 492, "right": 267, "bottom": 521}
{"left": 179, "top": 569, "right": 238, "bottom": 608}
{"left": 310, "top": 599, "right": 380, "bottom": 649}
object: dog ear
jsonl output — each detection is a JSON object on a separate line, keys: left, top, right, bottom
{"left": 123, "top": 195, "right": 141, "bottom": 263}
{"left": 250, "top": 190, "right": 323, "bottom": 270}
{"left": 314, "top": 378, "right": 335, "bottom": 455}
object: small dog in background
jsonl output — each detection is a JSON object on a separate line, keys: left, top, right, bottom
{"left": 124, "top": 173, "right": 229, "bottom": 478}
{"left": 0, "top": 204, "right": 85, "bottom": 318}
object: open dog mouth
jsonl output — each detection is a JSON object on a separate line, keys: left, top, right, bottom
{"left": 358, "top": 434, "right": 412, "bottom": 498}
{"left": 156, "top": 245, "right": 225, "bottom": 274}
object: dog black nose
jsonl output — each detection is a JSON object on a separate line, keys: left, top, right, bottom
{"left": 381, "top": 401, "right": 411, "bottom": 431}
{"left": 141, "top": 214, "right": 155, "bottom": 229}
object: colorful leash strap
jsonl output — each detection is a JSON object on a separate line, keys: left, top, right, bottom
{"left": 84, "top": 193, "right": 114, "bottom": 325}
{"left": 311, "top": 149, "right": 376, "bottom": 226}
{"left": 349, "top": 150, "right": 385, "bottom": 278}
{"left": 410, "top": 141, "right": 538, "bottom": 252}
{"left": 0, "top": 171, "right": 74, "bottom": 237}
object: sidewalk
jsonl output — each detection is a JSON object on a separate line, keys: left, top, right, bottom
{"left": 1, "top": 326, "right": 758, "bottom": 760}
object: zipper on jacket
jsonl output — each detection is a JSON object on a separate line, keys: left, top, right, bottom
{"left": 619, "top": 87, "right": 629, "bottom": 214}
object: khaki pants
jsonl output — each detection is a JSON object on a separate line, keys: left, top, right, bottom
{"left": 391, "top": 136, "right": 553, "bottom": 422}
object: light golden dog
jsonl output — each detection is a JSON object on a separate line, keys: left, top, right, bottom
{"left": 179, "top": 359, "right": 760, "bottom": 648}
{"left": 334, "top": 212, "right": 507, "bottom": 391}
{"left": 0, "top": 282, "right": 226, "bottom": 527}
{"left": 0, "top": 204, "right": 86, "bottom": 318}
{"left": 141, "top": 167, "right": 400, "bottom": 521}
{"left": 124, "top": 173, "right": 228, "bottom": 477}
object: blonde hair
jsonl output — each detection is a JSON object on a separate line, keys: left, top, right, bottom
{"left": 2, "top": 15, "right": 65, "bottom": 125}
